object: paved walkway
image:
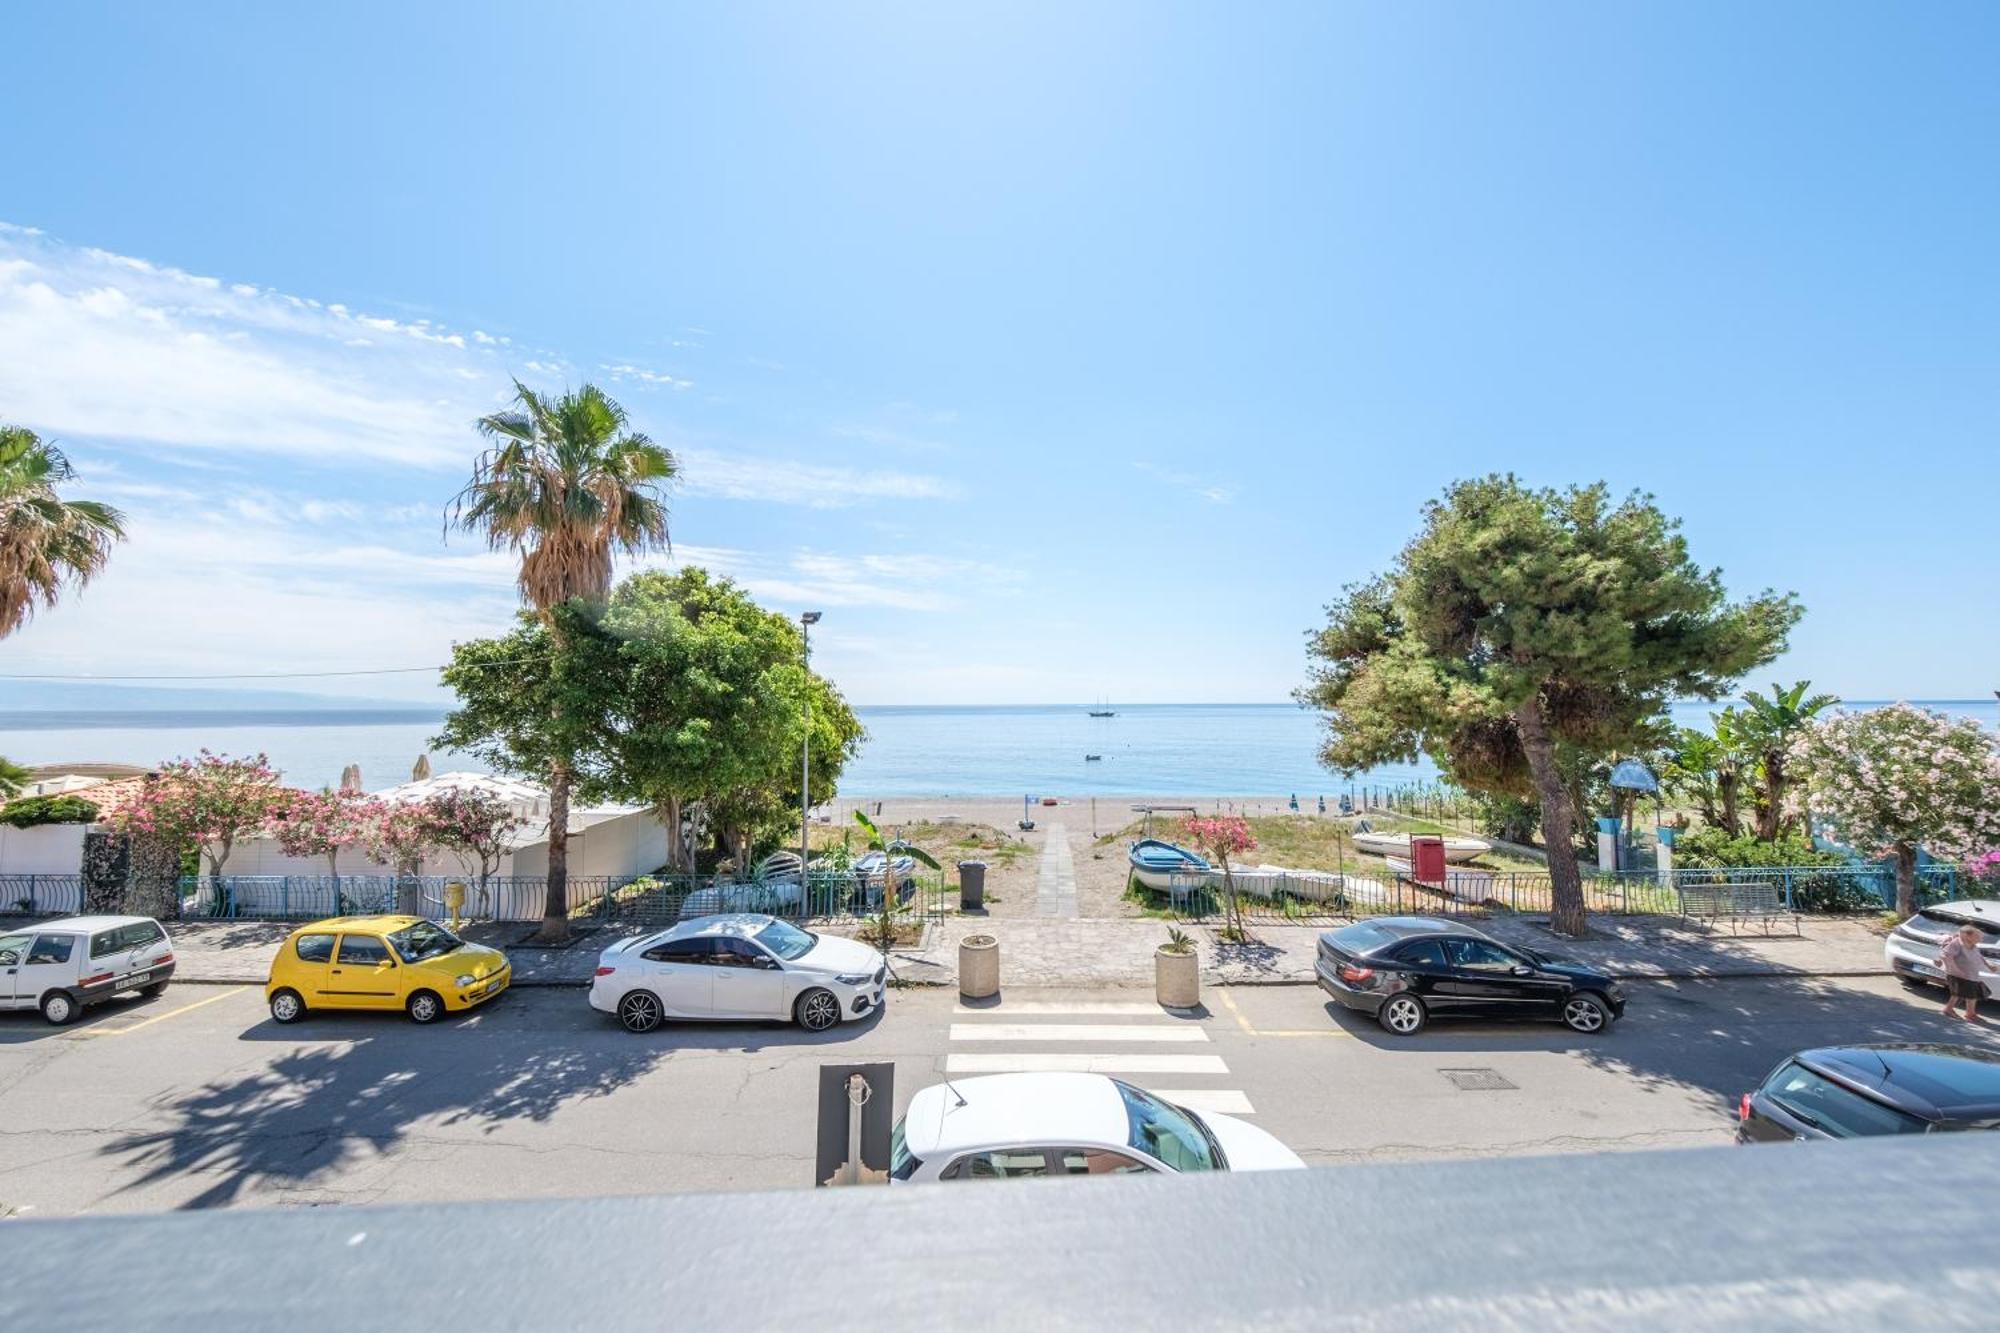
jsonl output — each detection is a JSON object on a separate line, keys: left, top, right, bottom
{"left": 1035, "top": 823, "right": 1079, "bottom": 918}
{"left": 45, "top": 909, "right": 1897, "bottom": 991}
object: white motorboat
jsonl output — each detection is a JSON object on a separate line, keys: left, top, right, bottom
{"left": 1351, "top": 829, "right": 1492, "bottom": 863}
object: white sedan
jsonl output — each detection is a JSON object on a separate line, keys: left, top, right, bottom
{"left": 590, "top": 914, "right": 887, "bottom": 1033}
{"left": 890, "top": 1073, "right": 1305, "bottom": 1182}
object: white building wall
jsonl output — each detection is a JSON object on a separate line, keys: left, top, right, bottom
{"left": 218, "top": 837, "right": 526, "bottom": 879}
{"left": 0, "top": 824, "right": 88, "bottom": 875}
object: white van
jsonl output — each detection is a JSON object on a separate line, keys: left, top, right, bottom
{"left": 0, "top": 915, "right": 176, "bottom": 1024}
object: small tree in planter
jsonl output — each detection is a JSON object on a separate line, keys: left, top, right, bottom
{"left": 418, "top": 788, "right": 525, "bottom": 919}
{"left": 366, "top": 802, "right": 441, "bottom": 915}
{"left": 1181, "top": 814, "right": 1257, "bottom": 941}
{"left": 855, "top": 809, "right": 940, "bottom": 956}
{"left": 268, "top": 790, "right": 381, "bottom": 882}
{"left": 1788, "top": 704, "right": 2000, "bottom": 917}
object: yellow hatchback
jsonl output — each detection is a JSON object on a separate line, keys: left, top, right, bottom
{"left": 265, "top": 915, "right": 511, "bottom": 1025}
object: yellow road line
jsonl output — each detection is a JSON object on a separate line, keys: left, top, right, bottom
{"left": 1216, "top": 987, "right": 1348, "bottom": 1039}
{"left": 73, "top": 986, "right": 251, "bottom": 1037}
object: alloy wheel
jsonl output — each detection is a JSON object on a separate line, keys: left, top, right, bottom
{"left": 271, "top": 991, "right": 303, "bottom": 1023}
{"left": 619, "top": 991, "right": 662, "bottom": 1033}
{"left": 798, "top": 990, "right": 840, "bottom": 1032}
{"left": 1563, "top": 997, "right": 1606, "bottom": 1033}
{"left": 1383, "top": 997, "right": 1423, "bottom": 1034}
{"left": 408, "top": 992, "right": 442, "bottom": 1024}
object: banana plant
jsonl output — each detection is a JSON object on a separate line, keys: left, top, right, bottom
{"left": 853, "top": 809, "right": 940, "bottom": 952}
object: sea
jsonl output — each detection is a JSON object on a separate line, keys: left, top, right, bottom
{"left": 1, "top": 700, "right": 1995, "bottom": 798}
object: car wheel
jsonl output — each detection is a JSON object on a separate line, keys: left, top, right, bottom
{"left": 618, "top": 990, "right": 663, "bottom": 1034}
{"left": 795, "top": 987, "right": 841, "bottom": 1032}
{"left": 1377, "top": 993, "right": 1426, "bottom": 1036}
{"left": 1562, "top": 992, "right": 1613, "bottom": 1034}
{"left": 39, "top": 991, "right": 79, "bottom": 1026}
{"left": 269, "top": 989, "right": 306, "bottom": 1024}
{"left": 406, "top": 990, "right": 445, "bottom": 1025}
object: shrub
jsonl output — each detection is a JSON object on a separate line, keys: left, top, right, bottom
{"left": 0, "top": 794, "right": 100, "bottom": 828}
{"left": 1674, "top": 827, "right": 1843, "bottom": 870}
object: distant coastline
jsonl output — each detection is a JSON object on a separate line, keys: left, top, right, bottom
{"left": 0, "top": 708, "right": 447, "bottom": 732}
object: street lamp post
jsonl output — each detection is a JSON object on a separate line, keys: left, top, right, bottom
{"left": 800, "top": 611, "right": 822, "bottom": 908}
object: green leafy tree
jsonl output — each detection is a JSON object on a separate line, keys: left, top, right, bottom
{"left": 0, "top": 756, "right": 32, "bottom": 800}
{"left": 0, "top": 793, "right": 100, "bottom": 827}
{"left": 1738, "top": 680, "right": 1839, "bottom": 841}
{"left": 0, "top": 425, "right": 126, "bottom": 640}
{"left": 1301, "top": 476, "right": 1798, "bottom": 936}
{"left": 448, "top": 381, "right": 677, "bottom": 942}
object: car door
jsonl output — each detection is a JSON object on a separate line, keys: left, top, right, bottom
{"left": 1386, "top": 938, "right": 1457, "bottom": 1013}
{"left": 289, "top": 932, "right": 338, "bottom": 1005}
{"left": 709, "top": 937, "right": 787, "bottom": 1018}
{"left": 1439, "top": 937, "right": 1539, "bottom": 1016}
{"left": 642, "top": 938, "right": 716, "bottom": 1017}
{"left": 17, "top": 933, "right": 80, "bottom": 1010}
{"left": 330, "top": 933, "right": 401, "bottom": 1008}
{"left": 0, "top": 931, "right": 34, "bottom": 1008}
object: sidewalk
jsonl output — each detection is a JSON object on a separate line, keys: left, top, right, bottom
{"left": 145, "top": 911, "right": 1896, "bottom": 989}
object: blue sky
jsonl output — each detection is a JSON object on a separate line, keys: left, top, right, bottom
{"left": 2, "top": 2, "right": 1996, "bottom": 706}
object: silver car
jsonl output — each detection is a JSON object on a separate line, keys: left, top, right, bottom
{"left": 0, "top": 915, "right": 176, "bottom": 1024}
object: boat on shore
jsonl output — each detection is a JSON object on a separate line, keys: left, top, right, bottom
{"left": 1128, "top": 838, "right": 1209, "bottom": 890}
{"left": 1351, "top": 829, "right": 1492, "bottom": 863}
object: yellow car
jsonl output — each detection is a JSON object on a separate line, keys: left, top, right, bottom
{"left": 265, "top": 915, "right": 510, "bottom": 1025}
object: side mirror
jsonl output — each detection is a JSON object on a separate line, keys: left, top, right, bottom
{"left": 758, "top": 956, "right": 780, "bottom": 970}
{"left": 1511, "top": 965, "right": 1533, "bottom": 976}
{"left": 0, "top": 951, "right": 16, "bottom": 967}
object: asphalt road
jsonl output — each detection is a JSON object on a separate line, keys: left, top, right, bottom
{"left": 0, "top": 972, "right": 1994, "bottom": 1216}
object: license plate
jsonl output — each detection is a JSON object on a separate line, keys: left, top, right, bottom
{"left": 1908, "top": 962, "right": 1941, "bottom": 978}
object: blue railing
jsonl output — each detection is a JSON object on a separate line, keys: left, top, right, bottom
{"left": 0, "top": 874, "right": 85, "bottom": 916}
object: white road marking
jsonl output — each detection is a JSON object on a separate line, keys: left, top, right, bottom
{"left": 949, "top": 1023, "right": 1209, "bottom": 1044}
{"left": 953, "top": 1001, "right": 1169, "bottom": 1016}
{"left": 946, "top": 1053, "right": 1231, "bottom": 1075}
{"left": 1148, "top": 1089, "right": 1255, "bottom": 1115}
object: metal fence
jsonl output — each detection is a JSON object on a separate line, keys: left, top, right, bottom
{"left": 1157, "top": 862, "right": 1975, "bottom": 924}
{"left": 0, "top": 874, "right": 85, "bottom": 916}
{"left": 158, "top": 868, "right": 951, "bottom": 927}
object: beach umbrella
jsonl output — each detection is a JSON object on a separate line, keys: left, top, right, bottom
{"left": 338, "top": 764, "right": 363, "bottom": 795}
{"left": 412, "top": 754, "right": 432, "bottom": 782}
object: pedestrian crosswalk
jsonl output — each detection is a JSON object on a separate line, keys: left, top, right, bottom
{"left": 944, "top": 998, "right": 1254, "bottom": 1114}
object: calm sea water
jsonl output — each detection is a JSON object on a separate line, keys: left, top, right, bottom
{"left": 2, "top": 700, "right": 1994, "bottom": 797}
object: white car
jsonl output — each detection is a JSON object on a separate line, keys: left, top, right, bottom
{"left": 890, "top": 1073, "right": 1306, "bottom": 1182}
{"left": 1884, "top": 900, "right": 1999, "bottom": 1000}
{"left": 590, "top": 914, "right": 886, "bottom": 1033}
{"left": 0, "top": 915, "right": 176, "bottom": 1024}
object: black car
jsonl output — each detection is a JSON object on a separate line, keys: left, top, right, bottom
{"left": 1738, "top": 1044, "right": 2000, "bottom": 1142}
{"left": 1314, "top": 915, "right": 1625, "bottom": 1036}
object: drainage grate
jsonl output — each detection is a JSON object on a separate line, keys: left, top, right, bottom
{"left": 1440, "top": 1067, "right": 1518, "bottom": 1092}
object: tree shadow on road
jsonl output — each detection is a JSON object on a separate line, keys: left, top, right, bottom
{"left": 99, "top": 1001, "right": 882, "bottom": 1209}
{"left": 1324, "top": 973, "right": 2000, "bottom": 1120}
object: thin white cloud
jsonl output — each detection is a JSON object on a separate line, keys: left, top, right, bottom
{"left": 678, "top": 447, "right": 960, "bottom": 508}
{"left": 1133, "top": 460, "right": 1236, "bottom": 505}
{"left": 0, "top": 226, "right": 501, "bottom": 468}
{"left": 599, "top": 361, "right": 694, "bottom": 391}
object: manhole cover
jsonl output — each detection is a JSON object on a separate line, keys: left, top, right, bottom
{"left": 1440, "top": 1067, "right": 1518, "bottom": 1092}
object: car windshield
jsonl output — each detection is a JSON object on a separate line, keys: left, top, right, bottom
{"left": 1763, "top": 1062, "right": 1930, "bottom": 1138}
{"left": 1117, "top": 1081, "right": 1222, "bottom": 1172}
{"left": 1912, "top": 910, "right": 1997, "bottom": 942}
{"left": 754, "top": 920, "right": 817, "bottom": 961}
{"left": 387, "top": 920, "right": 463, "bottom": 963}
{"left": 889, "top": 1116, "right": 922, "bottom": 1180}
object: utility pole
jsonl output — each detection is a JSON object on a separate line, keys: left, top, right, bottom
{"left": 800, "top": 611, "right": 822, "bottom": 908}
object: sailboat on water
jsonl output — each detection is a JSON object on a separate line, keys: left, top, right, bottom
{"left": 1087, "top": 696, "right": 1116, "bottom": 717}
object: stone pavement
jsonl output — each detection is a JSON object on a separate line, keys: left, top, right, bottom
{"left": 1034, "top": 822, "right": 1079, "bottom": 918}
{"left": 76, "top": 909, "right": 1896, "bottom": 990}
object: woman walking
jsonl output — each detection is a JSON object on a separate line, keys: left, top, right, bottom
{"left": 1940, "top": 923, "right": 1989, "bottom": 1021}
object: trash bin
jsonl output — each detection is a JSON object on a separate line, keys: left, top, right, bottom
{"left": 957, "top": 860, "right": 988, "bottom": 911}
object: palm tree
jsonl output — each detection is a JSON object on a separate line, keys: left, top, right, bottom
{"left": 1740, "top": 680, "right": 1838, "bottom": 840}
{"left": 451, "top": 381, "right": 677, "bottom": 942}
{"left": 0, "top": 426, "right": 126, "bottom": 639}
{"left": 0, "top": 756, "right": 32, "bottom": 800}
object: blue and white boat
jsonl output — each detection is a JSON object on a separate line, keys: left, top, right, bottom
{"left": 1128, "top": 838, "right": 1210, "bottom": 891}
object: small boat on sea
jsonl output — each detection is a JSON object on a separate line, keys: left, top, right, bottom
{"left": 1351, "top": 829, "right": 1492, "bottom": 863}
{"left": 1128, "top": 838, "right": 1209, "bottom": 891}
{"left": 1088, "top": 710, "right": 1115, "bottom": 717}
{"left": 1084, "top": 754, "right": 1102, "bottom": 761}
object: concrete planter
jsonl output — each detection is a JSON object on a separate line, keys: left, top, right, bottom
{"left": 959, "top": 934, "right": 1000, "bottom": 999}
{"left": 1155, "top": 946, "right": 1199, "bottom": 1009}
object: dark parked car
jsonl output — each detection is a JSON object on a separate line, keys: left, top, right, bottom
{"left": 1738, "top": 1044, "right": 2000, "bottom": 1142}
{"left": 1314, "top": 915, "right": 1625, "bottom": 1036}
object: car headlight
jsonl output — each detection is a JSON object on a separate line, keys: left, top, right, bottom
{"left": 454, "top": 973, "right": 477, "bottom": 988}
{"left": 835, "top": 973, "right": 871, "bottom": 986}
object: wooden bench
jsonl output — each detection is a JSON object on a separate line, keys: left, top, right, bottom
{"left": 1677, "top": 882, "right": 1801, "bottom": 935}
